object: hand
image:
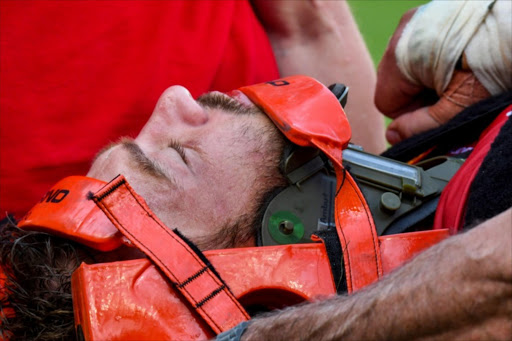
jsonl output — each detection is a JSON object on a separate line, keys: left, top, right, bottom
{"left": 375, "top": 9, "right": 490, "bottom": 145}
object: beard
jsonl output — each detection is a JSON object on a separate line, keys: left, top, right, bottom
{"left": 192, "top": 183, "right": 287, "bottom": 251}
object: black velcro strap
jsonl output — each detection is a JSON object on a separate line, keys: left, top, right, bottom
{"left": 383, "top": 92, "right": 512, "bottom": 162}
{"left": 314, "top": 228, "right": 347, "bottom": 294}
{"left": 465, "top": 112, "right": 512, "bottom": 227}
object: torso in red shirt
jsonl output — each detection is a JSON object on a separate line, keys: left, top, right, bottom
{"left": 0, "top": 0, "right": 279, "bottom": 218}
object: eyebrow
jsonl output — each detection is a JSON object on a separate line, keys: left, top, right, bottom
{"left": 94, "top": 137, "right": 177, "bottom": 185}
{"left": 197, "top": 93, "right": 261, "bottom": 116}
{"left": 120, "top": 139, "right": 176, "bottom": 185}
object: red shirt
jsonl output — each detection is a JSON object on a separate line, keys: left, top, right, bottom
{"left": 0, "top": 0, "right": 279, "bottom": 218}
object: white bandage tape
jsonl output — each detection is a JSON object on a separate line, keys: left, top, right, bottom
{"left": 395, "top": 0, "right": 511, "bottom": 96}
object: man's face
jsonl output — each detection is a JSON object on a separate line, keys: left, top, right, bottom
{"left": 87, "top": 86, "right": 286, "bottom": 250}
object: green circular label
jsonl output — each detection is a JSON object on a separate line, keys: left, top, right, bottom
{"left": 268, "top": 211, "right": 305, "bottom": 245}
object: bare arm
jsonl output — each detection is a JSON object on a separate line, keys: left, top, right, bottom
{"left": 251, "top": 0, "right": 386, "bottom": 154}
{"left": 243, "top": 207, "right": 512, "bottom": 340}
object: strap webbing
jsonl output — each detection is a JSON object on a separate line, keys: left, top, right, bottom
{"left": 334, "top": 168, "right": 383, "bottom": 292}
{"left": 92, "top": 175, "right": 249, "bottom": 334}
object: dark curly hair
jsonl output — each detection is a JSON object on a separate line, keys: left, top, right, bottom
{"left": 0, "top": 217, "right": 88, "bottom": 340}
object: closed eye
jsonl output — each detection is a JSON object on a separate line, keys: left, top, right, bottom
{"left": 169, "top": 139, "right": 189, "bottom": 165}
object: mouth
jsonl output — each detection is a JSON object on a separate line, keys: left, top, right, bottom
{"left": 226, "top": 90, "right": 257, "bottom": 108}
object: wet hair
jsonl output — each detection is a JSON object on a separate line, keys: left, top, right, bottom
{"left": 0, "top": 217, "right": 89, "bottom": 340}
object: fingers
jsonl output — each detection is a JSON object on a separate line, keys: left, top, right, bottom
{"left": 385, "top": 106, "right": 439, "bottom": 145}
{"left": 386, "top": 70, "right": 491, "bottom": 144}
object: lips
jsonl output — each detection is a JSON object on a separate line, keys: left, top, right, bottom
{"left": 226, "top": 90, "right": 257, "bottom": 108}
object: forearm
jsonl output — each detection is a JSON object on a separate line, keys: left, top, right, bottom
{"left": 243, "top": 208, "right": 512, "bottom": 340}
{"left": 252, "top": 0, "right": 385, "bottom": 154}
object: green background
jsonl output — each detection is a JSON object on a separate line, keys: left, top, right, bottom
{"left": 347, "top": 0, "right": 428, "bottom": 67}
{"left": 348, "top": 0, "right": 428, "bottom": 129}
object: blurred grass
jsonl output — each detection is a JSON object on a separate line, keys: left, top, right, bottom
{"left": 348, "top": 0, "right": 428, "bottom": 67}
{"left": 347, "top": 0, "right": 428, "bottom": 130}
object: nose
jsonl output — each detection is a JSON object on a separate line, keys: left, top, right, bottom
{"left": 141, "top": 86, "right": 208, "bottom": 133}
{"left": 136, "top": 86, "right": 208, "bottom": 143}
{"left": 155, "top": 86, "right": 208, "bottom": 126}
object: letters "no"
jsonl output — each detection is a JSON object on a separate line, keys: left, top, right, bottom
{"left": 41, "top": 189, "right": 70, "bottom": 203}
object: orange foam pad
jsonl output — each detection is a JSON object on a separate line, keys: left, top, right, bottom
{"left": 18, "top": 176, "right": 122, "bottom": 251}
{"left": 72, "top": 243, "right": 336, "bottom": 341}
